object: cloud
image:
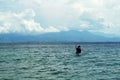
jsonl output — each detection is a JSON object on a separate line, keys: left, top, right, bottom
{"left": 0, "top": 0, "right": 120, "bottom": 36}
{"left": 0, "top": 9, "right": 59, "bottom": 34}
{"left": 44, "top": 26, "right": 60, "bottom": 33}
{"left": 73, "top": 0, "right": 120, "bottom": 36}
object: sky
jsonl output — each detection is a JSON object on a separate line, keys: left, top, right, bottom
{"left": 0, "top": 0, "right": 120, "bottom": 37}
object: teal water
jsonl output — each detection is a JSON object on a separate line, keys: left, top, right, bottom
{"left": 0, "top": 43, "right": 120, "bottom": 80}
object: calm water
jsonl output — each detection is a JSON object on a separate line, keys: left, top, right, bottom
{"left": 0, "top": 43, "right": 120, "bottom": 80}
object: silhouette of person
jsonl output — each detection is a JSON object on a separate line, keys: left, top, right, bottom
{"left": 75, "top": 45, "right": 81, "bottom": 55}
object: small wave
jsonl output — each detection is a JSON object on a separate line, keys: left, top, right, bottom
{"left": 50, "top": 71, "right": 65, "bottom": 75}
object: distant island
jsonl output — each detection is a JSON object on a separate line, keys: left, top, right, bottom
{"left": 0, "top": 30, "right": 120, "bottom": 43}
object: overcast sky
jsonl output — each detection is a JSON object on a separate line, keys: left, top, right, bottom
{"left": 0, "top": 0, "right": 120, "bottom": 36}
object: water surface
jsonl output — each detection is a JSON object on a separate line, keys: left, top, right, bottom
{"left": 0, "top": 43, "right": 120, "bottom": 80}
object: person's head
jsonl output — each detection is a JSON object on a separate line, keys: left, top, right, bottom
{"left": 78, "top": 45, "right": 80, "bottom": 48}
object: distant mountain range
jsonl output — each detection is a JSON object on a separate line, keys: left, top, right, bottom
{"left": 0, "top": 30, "right": 120, "bottom": 43}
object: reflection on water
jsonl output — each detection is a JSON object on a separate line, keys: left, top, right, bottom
{"left": 0, "top": 43, "right": 120, "bottom": 80}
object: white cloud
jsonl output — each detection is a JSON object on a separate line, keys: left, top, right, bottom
{"left": 0, "top": 9, "right": 59, "bottom": 34}
{"left": 73, "top": 0, "right": 120, "bottom": 36}
{"left": 22, "top": 20, "right": 44, "bottom": 33}
{"left": 44, "top": 26, "right": 60, "bottom": 33}
{"left": 80, "top": 21, "right": 91, "bottom": 28}
{"left": 0, "top": 0, "right": 120, "bottom": 36}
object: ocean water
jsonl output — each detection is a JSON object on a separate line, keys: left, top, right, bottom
{"left": 0, "top": 43, "right": 120, "bottom": 80}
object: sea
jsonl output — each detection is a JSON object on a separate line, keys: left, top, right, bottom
{"left": 0, "top": 42, "right": 120, "bottom": 80}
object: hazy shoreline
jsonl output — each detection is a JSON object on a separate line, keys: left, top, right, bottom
{"left": 0, "top": 41, "right": 120, "bottom": 45}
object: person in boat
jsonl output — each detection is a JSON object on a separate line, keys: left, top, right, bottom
{"left": 75, "top": 45, "right": 81, "bottom": 55}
